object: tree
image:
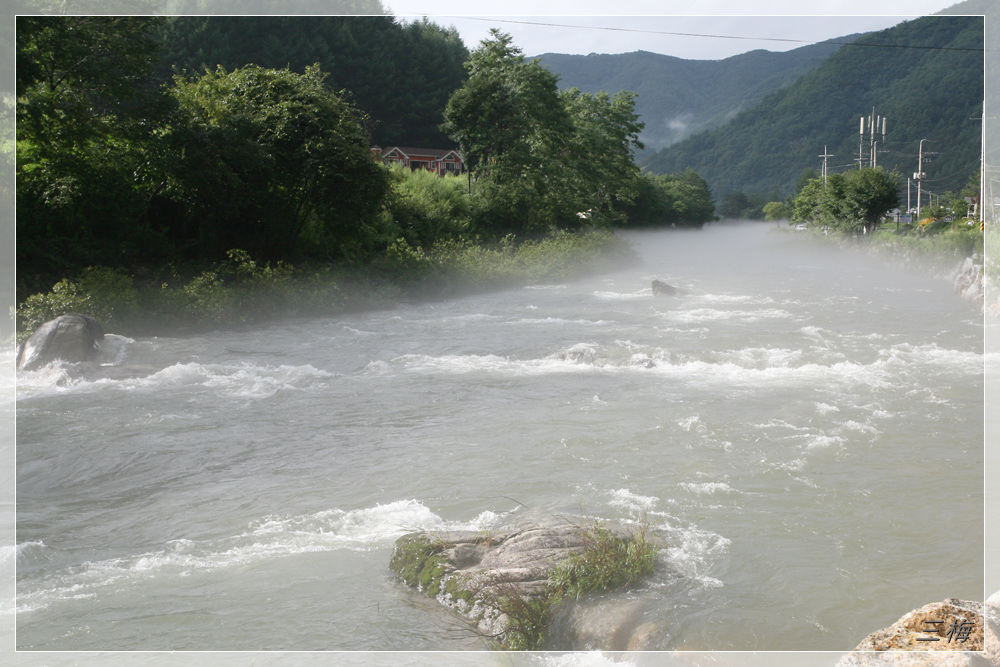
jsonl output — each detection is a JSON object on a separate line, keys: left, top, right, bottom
{"left": 444, "top": 30, "right": 653, "bottom": 235}
{"left": 720, "top": 191, "right": 751, "bottom": 219}
{"left": 16, "top": 16, "right": 168, "bottom": 288}
{"left": 442, "top": 30, "right": 573, "bottom": 235}
{"left": 17, "top": 16, "right": 164, "bottom": 156}
{"left": 624, "top": 170, "right": 715, "bottom": 227}
{"left": 792, "top": 167, "right": 899, "bottom": 233}
{"left": 557, "top": 88, "right": 644, "bottom": 227}
{"left": 763, "top": 201, "right": 792, "bottom": 222}
{"left": 841, "top": 167, "right": 900, "bottom": 233}
{"left": 156, "top": 15, "right": 468, "bottom": 147}
{"left": 163, "top": 63, "right": 390, "bottom": 260}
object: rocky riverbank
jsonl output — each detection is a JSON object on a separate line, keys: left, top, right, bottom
{"left": 948, "top": 254, "right": 989, "bottom": 313}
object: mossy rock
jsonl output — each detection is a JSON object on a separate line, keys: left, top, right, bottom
{"left": 388, "top": 521, "right": 663, "bottom": 650}
{"left": 389, "top": 533, "right": 453, "bottom": 598}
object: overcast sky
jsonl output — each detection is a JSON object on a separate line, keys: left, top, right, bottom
{"left": 384, "top": 0, "right": 967, "bottom": 60}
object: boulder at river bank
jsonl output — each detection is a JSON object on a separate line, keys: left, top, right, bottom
{"left": 837, "top": 596, "right": 999, "bottom": 666}
{"left": 949, "top": 255, "right": 985, "bottom": 310}
{"left": 389, "top": 519, "right": 663, "bottom": 650}
{"left": 16, "top": 313, "right": 104, "bottom": 371}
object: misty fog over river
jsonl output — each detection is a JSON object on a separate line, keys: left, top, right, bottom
{"left": 12, "top": 223, "right": 983, "bottom": 652}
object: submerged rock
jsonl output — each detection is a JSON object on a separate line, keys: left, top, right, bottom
{"left": 838, "top": 597, "right": 997, "bottom": 666}
{"left": 651, "top": 279, "right": 678, "bottom": 296}
{"left": 16, "top": 313, "right": 104, "bottom": 371}
{"left": 388, "top": 519, "right": 662, "bottom": 650}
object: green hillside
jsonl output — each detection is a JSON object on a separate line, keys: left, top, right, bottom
{"left": 642, "top": 15, "right": 984, "bottom": 204}
{"left": 536, "top": 41, "right": 847, "bottom": 153}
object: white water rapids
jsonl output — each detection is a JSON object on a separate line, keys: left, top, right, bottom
{"left": 6, "top": 223, "right": 988, "bottom": 664}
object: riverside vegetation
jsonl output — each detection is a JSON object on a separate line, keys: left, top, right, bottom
{"left": 768, "top": 164, "right": 986, "bottom": 286}
{"left": 15, "top": 17, "right": 713, "bottom": 342}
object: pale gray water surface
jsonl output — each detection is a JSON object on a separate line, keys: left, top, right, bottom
{"left": 13, "top": 223, "right": 984, "bottom": 653}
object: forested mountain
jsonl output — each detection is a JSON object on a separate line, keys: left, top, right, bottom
{"left": 535, "top": 40, "right": 849, "bottom": 154}
{"left": 156, "top": 15, "right": 469, "bottom": 147}
{"left": 641, "top": 15, "right": 984, "bottom": 203}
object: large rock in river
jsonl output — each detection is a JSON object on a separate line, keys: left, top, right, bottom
{"left": 837, "top": 596, "right": 997, "bottom": 666}
{"left": 16, "top": 313, "right": 104, "bottom": 371}
{"left": 651, "top": 279, "right": 678, "bottom": 296}
{"left": 389, "top": 519, "right": 664, "bottom": 650}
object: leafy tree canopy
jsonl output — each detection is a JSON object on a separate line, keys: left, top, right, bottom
{"left": 443, "top": 30, "right": 649, "bottom": 235}
{"left": 156, "top": 15, "right": 468, "bottom": 147}
{"left": 792, "top": 167, "right": 900, "bottom": 233}
{"left": 163, "top": 63, "right": 390, "bottom": 260}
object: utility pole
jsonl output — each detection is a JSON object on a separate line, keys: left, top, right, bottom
{"left": 913, "top": 139, "right": 937, "bottom": 222}
{"left": 979, "top": 99, "right": 987, "bottom": 226}
{"left": 916, "top": 139, "right": 929, "bottom": 220}
{"left": 819, "top": 145, "right": 833, "bottom": 186}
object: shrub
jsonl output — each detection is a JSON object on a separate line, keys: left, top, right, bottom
{"left": 385, "top": 164, "right": 471, "bottom": 247}
{"left": 15, "top": 266, "right": 137, "bottom": 342}
{"left": 550, "top": 520, "right": 658, "bottom": 599}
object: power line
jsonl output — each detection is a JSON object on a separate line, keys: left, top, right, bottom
{"left": 402, "top": 14, "right": 989, "bottom": 53}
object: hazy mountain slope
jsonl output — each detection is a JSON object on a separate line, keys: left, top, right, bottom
{"left": 535, "top": 39, "right": 849, "bottom": 152}
{"left": 641, "top": 15, "right": 984, "bottom": 202}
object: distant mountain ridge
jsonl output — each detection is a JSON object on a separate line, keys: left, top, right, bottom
{"left": 638, "top": 14, "right": 984, "bottom": 202}
{"left": 535, "top": 38, "right": 853, "bottom": 153}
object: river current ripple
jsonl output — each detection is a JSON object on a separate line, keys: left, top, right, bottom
{"left": 11, "top": 224, "right": 985, "bottom": 654}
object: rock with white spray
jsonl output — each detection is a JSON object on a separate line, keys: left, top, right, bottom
{"left": 16, "top": 313, "right": 104, "bottom": 371}
{"left": 651, "top": 279, "right": 678, "bottom": 296}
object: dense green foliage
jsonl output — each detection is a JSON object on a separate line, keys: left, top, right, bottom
{"left": 443, "top": 31, "right": 651, "bottom": 236}
{"left": 164, "top": 63, "right": 390, "bottom": 260}
{"left": 156, "top": 15, "right": 468, "bottom": 147}
{"left": 16, "top": 16, "right": 170, "bottom": 288}
{"left": 643, "top": 15, "right": 984, "bottom": 208}
{"left": 792, "top": 168, "right": 901, "bottom": 233}
{"left": 16, "top": 17, "right": 397, "bottom": 293}
{"left": 624, "top": 170, "right": 716, "bottom": 227}
{"left": 12, "top": 16, "right": 716, "bottom": 340}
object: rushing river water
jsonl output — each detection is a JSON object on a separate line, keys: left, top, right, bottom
{"left": 11, "top": 223, "right": 985, "bottom": 657}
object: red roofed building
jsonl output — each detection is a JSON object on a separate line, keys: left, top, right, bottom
{"left": 372, "top": 146, "right": 464, "bottom": 176}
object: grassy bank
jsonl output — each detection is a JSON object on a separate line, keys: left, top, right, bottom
{"left": 784, "top": 218, "right": 983, "bottom": 275}
{"left": 15, "top": 230, "right": 635, "bottom": 343}
{"left": 866, "top": 221, "right": 983, "bottom": 273}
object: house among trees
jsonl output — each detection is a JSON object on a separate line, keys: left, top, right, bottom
{"left": 373, "top": 146, "right": 464, "bottom": 176}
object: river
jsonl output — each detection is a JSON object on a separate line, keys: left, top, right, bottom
{"left": 10, "top": 223, "right": 985, "bottom": 661}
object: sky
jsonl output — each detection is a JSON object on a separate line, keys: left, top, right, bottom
{"left": 384, "top": 0, "right": 968, "bottom": 60}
